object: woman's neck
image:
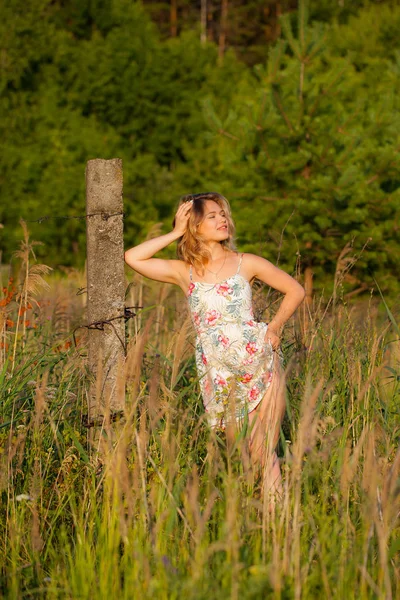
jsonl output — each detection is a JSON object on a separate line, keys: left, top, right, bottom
{"left": 206, "top": 242, "right": 226, "bottom": 262}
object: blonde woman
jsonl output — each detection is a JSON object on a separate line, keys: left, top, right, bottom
{"left": 125, "top": 192, "right": 305, "bottom": 504}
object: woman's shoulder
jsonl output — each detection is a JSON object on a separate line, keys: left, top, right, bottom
{"left": 240, "top": 252, "right": 266, "bottom": 265}
{"left": 241, "top": 252, "right": 273, "bottom": 264}
{"left": 239, "top": 253, "right": 274, "bottom": 280}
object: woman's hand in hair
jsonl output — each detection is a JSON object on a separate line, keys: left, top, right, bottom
{"left": 173, "top": 201, "right": 193, "bottom": 236}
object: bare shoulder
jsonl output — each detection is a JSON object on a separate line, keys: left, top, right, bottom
{"left": 242, "top": 253, "right": 305, "bottom": 296}
{"left": 241, "top": 253, "right": 274, "bottom": 278}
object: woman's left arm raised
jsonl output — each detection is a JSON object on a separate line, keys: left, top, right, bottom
{"left": 243, "top": 254, "right": 306, "bottom": 349}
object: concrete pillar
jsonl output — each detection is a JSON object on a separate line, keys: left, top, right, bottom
{"left": 85, "top": 158, "right": 125, "bottom": 419}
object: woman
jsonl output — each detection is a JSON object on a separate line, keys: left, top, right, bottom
{"left": 125, "top": 192, "right": 305, "bottom": 503}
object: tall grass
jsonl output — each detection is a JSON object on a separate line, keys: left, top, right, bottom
{"left": 0, "top": 258, "right": 399, "bottom": 599}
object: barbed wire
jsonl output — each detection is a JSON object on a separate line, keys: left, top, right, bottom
{"left": 73, "top": 306, "right": 141, "bottom": 354}
{"left": 22, "top": 211, "right": 125, "bottom": 224}
{"left": 19, "top": 210, "right": 143, "bottom": 358}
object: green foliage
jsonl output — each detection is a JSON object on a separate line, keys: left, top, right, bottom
{"left": 200, "top": 2, "right": 400, "bottom": 296}
{"left": 0, "top": 0, "right": 399, "bottom": 299}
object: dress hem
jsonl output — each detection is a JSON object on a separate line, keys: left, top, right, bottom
{"left": 206, "top": 377, "right": 273, "bottom": 431}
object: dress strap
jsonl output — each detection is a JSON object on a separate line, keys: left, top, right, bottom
{"left": 236, "top": 253, "right": 244, "bottom": 275}
{"left": 189, "top": 265, "right": 193, "bottom": 282}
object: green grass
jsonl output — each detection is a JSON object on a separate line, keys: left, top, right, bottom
{"left": 0, "top": 270, "right": 399, "bottom": 599}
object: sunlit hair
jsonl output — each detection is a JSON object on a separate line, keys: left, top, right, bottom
{"left": 174, "top": 192, "right": 237, "bottom": 275}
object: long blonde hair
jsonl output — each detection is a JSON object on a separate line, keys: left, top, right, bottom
{"left": 174, "top": 192, "right": 237, "bottom": 274}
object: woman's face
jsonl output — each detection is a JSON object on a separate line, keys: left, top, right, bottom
{"left": 196, "top": 200, "right": 229, "bottom": 242}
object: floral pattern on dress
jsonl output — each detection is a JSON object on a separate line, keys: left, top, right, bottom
{"left": 216, "top": 282, "right": 233, "bottom": 297}
{"left": 188, "top": 261, "right": 275, "bottom": 430}
{"left": 204, "top": 309, "right": 221, "bottom": 326}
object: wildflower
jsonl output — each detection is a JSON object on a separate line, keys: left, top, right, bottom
{"left": 0, "top": 293, "right": 13, "bottom": 307}
{"left": 16, "top": 494, "right": 32, "bottom": 502}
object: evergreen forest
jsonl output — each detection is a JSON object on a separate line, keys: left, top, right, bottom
{"left": 1, "top": 0, "right": 399, "bottom": 298}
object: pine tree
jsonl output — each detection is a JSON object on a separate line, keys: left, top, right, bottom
{"left": 200, "top": 1, "right": 400, "bottom": 297}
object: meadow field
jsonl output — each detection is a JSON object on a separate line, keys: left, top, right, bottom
{"left": 0, "top": 238, "right": 399, "bottom": 600}
{"left": 1, "top": 0, "right": 400, "bottom": 596}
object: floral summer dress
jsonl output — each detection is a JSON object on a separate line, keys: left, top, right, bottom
{"left": 187, "top": 253, "right": 274, "bottom": 429}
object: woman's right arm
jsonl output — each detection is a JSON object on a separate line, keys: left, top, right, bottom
{"left": 124, "top": 201, "right": 192, "bottom": 285}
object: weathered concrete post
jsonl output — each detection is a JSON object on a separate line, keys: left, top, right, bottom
{"left": 85, "top": 158, "right": 125, "bottom": 420}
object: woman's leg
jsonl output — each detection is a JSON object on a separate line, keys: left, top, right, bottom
{"left": 247, "top": 357, "right": 286, "bottom": 501}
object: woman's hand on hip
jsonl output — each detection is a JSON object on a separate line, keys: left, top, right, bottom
{"left": 265, "top": 328, "right": 281, "bottom": 350}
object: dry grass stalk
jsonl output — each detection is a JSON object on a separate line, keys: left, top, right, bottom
{"left": 332, "top": 237, "right": 371, "bottom": 306}
{"left": 1, "top": 238, "right": 398, "bottom": 596}
{"left": 290, "top": 377, "right": 324, "bottom": 598}
{"left": 340, "top": 427, "right": 368, "bottom": 502}
{"left": 125, "top": 314, "right": 154, "bottom": 395}
{"left": 11, "top": 220, "right": 52, "bottom": 371}
{"left": 169, "top": 315, "right": 191, "bottom": 390}
{"left": 155, "top": 282, "right": 172, "bottom": 343}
